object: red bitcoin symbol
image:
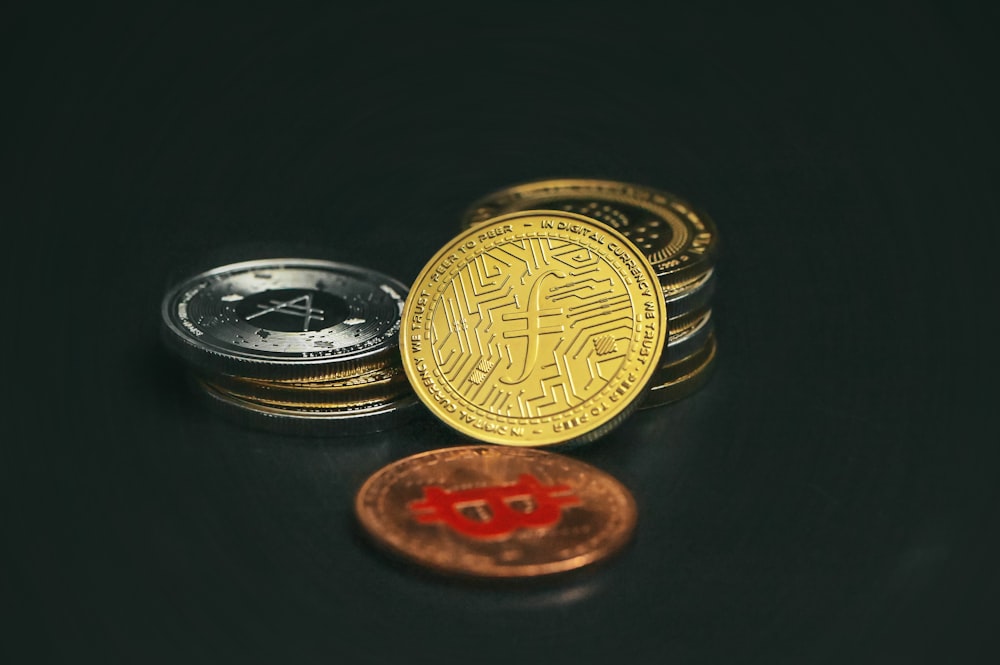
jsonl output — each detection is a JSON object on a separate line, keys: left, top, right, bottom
{"left": 408, "top": 473, "right": 581, "bottom": 539}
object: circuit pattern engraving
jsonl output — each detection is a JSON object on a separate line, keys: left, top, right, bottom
{"left": 429, "top": 236, "right": 632, "bottom": 419}
{"left": 403, "top": 211, "right": 666, "bottom": 446}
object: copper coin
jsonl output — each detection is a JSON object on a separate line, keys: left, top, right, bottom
{"left": 354, "top": 445, "right": 637, "bottom": 578}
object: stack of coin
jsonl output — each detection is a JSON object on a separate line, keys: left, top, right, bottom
{"left": 460, "top": 179, "right": 719, "bottom": 408}
{"left": 160, "top": 258, "right": 419, "bottom": 435}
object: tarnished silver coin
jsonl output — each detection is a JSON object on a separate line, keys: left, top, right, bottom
{"left": 161, "top": 259, "right": 408, "bottom": 381}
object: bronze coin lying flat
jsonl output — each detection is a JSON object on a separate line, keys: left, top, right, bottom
{"left": 401, "top": 210, "right": 667, "bottom": 448}
{"left": 354, "top": 445, "right": 637, "bottom": 578}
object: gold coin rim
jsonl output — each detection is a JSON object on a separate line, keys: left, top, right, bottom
{"left": 202, "top": 365, "right": 410, "bottom": 408}
{"left": 401, "top": 210, "right": 667, "bottom": 447}
{"left": 641, "top": 333, "right": 718, "bottom": 408}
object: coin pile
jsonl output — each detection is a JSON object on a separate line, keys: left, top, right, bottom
{"left": 159, "top": 181, "right": 722, "bottom": 580}
{"left": 160, "top": 258, "right": 419, "bottom": 435}
{"left": 460, "top": 179, "right": 719, "bottom": 409}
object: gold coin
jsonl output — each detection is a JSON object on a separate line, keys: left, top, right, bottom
{"left": 663, "top": 267, "right": 715, "bottom": 321}
{"left": 664, "top": 307, "right": 713, "bottom": 364}
{"left": 641, "top": 332, "right": 718, "bottom": 408}
{"left": 196, "top": 378, "right": 421, "bottom": 435}
{"left": 201, "top": 364, "right": 410, "bottom": 408}
{"left": 354, "top": 444, "right": 637, "bottom": 578}
{"left": 401, "top": 210, "right": 667, "bottom": 447}
{"left": 461, "top": 178, "right": 718, "bottom": 291}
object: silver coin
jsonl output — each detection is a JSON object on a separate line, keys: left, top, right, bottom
{"left": 196, "top": 380, "right": 423, "bottom": 436}
{"left": 161, "top": 258, "right": 408, "bottom": 380}
{"left": 664, "top": 268, "right": 716, "bottom": 321}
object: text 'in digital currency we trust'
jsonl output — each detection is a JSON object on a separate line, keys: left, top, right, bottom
{"left": 401, "top": 210, "right": 667, "bottom": 447}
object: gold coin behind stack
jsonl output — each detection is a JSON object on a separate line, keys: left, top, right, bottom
{"left": 642, "top": 331, "right": 718, "bottom": 408}
{"left": 355, "top": 444, "right": 638, "bottom": 578}
{"left": 461, "top": 179, "right": 721, "bottom": 406}
{"left": 400, "top": 210, "right": 667, "bottom": 447}
{"left": 201, "top": 364, "right": 410, "bottom": 408}
{"left": 460, "top": 178, "right": 719, "bottom": 294}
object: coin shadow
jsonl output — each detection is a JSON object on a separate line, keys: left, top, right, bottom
{"left": 346, "top": 514, "right": 611, "bottom": 608}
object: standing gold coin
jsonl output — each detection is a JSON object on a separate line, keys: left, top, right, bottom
{"left": 461, "top": 178, "right": 718, "bottom": 292}
{"left": 354, "top": 445, "right": 637, "bottom": 578}
{"left": 401, "top": 210, "right": 667, "bottom": 447}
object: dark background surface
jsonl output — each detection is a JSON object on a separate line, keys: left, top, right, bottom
{"left": 3, "top": 2, "right": 998, "bottom": 663}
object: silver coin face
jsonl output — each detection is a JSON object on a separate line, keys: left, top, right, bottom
{"left": 161, "top": 259, "right": 408, "bottom": 379}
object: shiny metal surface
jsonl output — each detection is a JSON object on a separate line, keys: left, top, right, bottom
{"left": 203, "top": 363, "right": 411, "bottom": 408}
{"left": 663, "top": 307, "right": 713, "bottom": 364}
{"left": 23, "top": 6, "right": 992, "bottom": 664}
{"left": 161, "top": 258, "right": 408, "bottom": 381}
{"left": 641, "top": 332, "right": 718, "bottom": 408}
{"left": 664, "top": 268, "right": 716, "bottom": 321}
{"left": 355, "top": 445, "right": 637, "bottom": 578}
{"left": 461, "top": 178, "right": 718, "bottom": 291}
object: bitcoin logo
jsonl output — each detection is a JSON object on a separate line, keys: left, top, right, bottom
{"left": 408, "top": 473, "right": 580, "bottom": 539}
{"left": 401, "top": 211, "right": 667, "bottom": 447}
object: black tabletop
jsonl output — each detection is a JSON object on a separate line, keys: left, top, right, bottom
{"left": 4, "top": 3, "right": 997, "bottom": 664}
